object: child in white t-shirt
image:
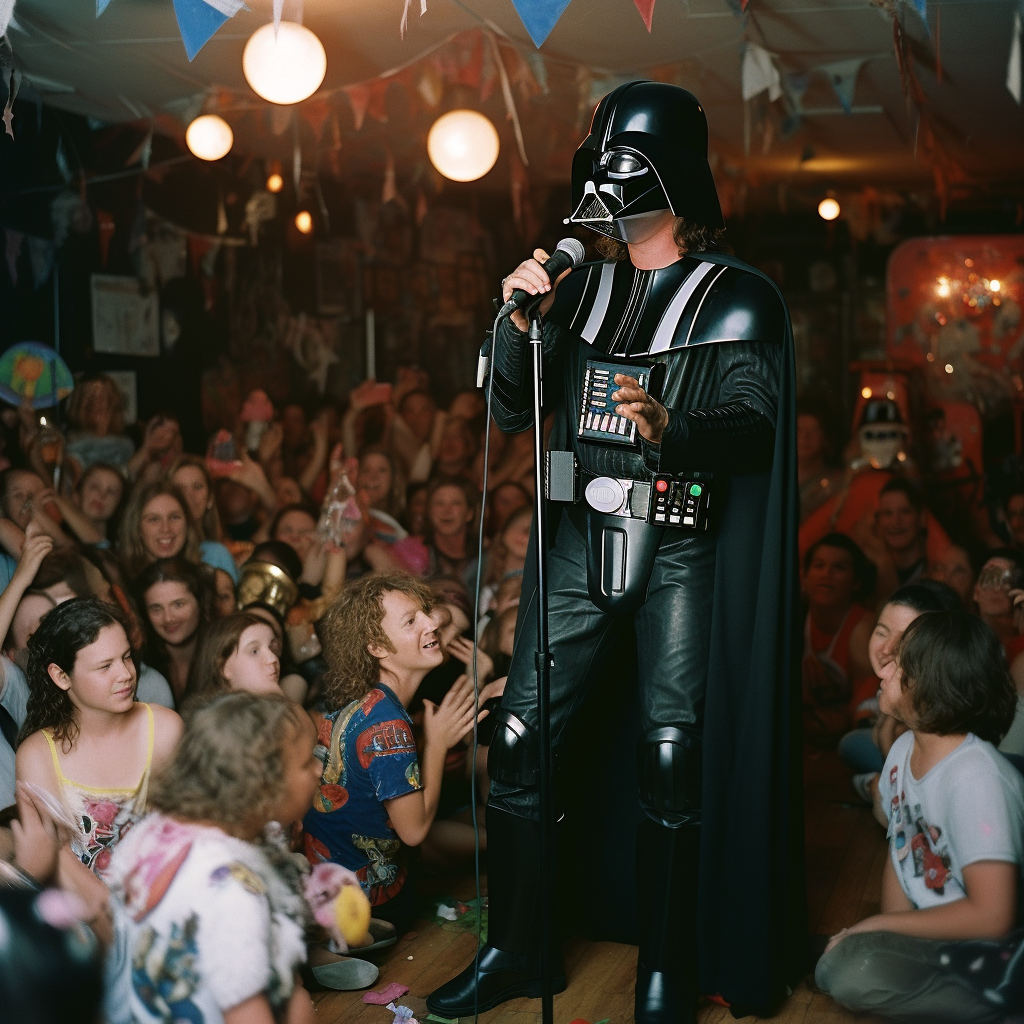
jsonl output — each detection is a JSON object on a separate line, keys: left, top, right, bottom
{"left": 108, "top": 692, "right": 323, "bottom": 1024}
{"left": 816, "top": 608, "right": 1024, "bottom": 1023}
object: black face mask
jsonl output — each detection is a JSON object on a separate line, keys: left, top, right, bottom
{"left": 567, "top": 148, "right": 670, "bottom": 242}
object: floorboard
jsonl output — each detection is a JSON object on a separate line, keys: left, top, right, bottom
{"left": 313, "top": 750, "right": 888, "bottom": 1024}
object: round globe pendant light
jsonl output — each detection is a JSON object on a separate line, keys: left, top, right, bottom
{"left": 243, "top": 21, "right": 327, "bottom": 105}
{"left": 818, "top": 197, "right": 840, "bottom": 221}
{"left": 185, "top": 114, "right": 233, "bottom": 161}
{"left": 294, "top": 210, "right": 313, "bottom": 234}
{"left": 427, "top": 110, "right": 500, "bottom": 182}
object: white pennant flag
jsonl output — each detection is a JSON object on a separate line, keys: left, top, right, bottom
{"left": 273, "top": 0, "right": 283, "bottom": 34}
{"left": 742, "top": 44, "right": 782, "bottom": 102}
{"left": 1008, "top": 10, "right": 1022, "bottom": 104}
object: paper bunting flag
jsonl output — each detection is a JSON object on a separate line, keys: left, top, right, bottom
{"left": 27, "top": 237, "right": 54, "bottom": 288}
{"left": 741, "top": 43, "right": 781, "bottom": 102}
{"left": 96, "top": 0, "right": 113, "bottom": 13}
{"left": 0, "top": 0, "right": 15, "bottom": 34}
{"left": 5, "top": 229, "right": 21, "bottom": 285}
{"left": 382, "top": 151, "right": 398, "bottom": 205}
{"left": 633, "top": 0, "right": 655, "bottom": 32}
{"left": 400, "top": 0, "right": 427, "bottom": 39}
{"left": 96, "top": 210, "right": 115, "bottom": 267}
{"left": 346, "top": 84, "right": 370, "bottom": 131}
{"left": 274, "top": 0, "right": 284, "bottom": 33}
{"left": 818, "top": 57, "right": 866, "bottom": 113}
{"left": 1009, "top": 9, "right": 1022, "bottom": 104}
{"left": 511, "top": 0, "right": 573, "bottom": 49}
{"left": 172, "top": 0, "right": 246, "bottom": 62}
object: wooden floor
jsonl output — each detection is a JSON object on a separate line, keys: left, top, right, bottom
{"left": 313, "top": 751, "right": 887, "bottom": 1024}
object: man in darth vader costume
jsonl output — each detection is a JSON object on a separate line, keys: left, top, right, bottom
{"left": 428, "top": 81, "right": 804, "bottom": 1023}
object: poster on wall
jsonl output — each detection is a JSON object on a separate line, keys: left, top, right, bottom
{"left": 91, "top": 275, "right": 160, "bottom": 357}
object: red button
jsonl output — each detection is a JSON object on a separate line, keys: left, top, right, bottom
{"left": 655, "top": 479, "right": 668, "bottom": 492}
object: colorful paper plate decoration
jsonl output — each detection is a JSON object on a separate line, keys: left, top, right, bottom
{"left": 0, "top": 342, "right": 75, "bottom": 409}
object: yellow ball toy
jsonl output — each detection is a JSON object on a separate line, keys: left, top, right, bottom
{"left": 334, "top": 884, "right": 372, "bottom": 946}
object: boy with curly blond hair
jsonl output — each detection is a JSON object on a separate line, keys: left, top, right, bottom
{"left": 302, "top": 572, "right": 481, "bottom": 925}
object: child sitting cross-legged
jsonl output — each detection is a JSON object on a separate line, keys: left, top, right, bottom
{"left": 303, "top": 572, "right": 484, "bottom": 929}
{"left": 816, "top": 608, "right": 1024, "bottom": 1024}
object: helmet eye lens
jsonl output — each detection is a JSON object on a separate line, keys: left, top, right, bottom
{"left": 607, "top": 152, "right": 643, "bottom": 174}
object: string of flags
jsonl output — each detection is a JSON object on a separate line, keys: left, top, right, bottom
{"left": 508, "top": 0, "right": 659, "bottom": 47}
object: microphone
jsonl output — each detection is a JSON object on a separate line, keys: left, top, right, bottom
{"left": 498, "top": 237, "right": 586, "bottom": 318}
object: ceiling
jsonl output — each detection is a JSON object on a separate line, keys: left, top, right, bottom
{"left": 6, "top": 0, "right": 1024, "bottom": 203}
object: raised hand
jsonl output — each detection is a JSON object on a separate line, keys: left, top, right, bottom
{"left": 502, "top": 248, "right": 574, "bottom": 332}
{"left": 612, "top": 374, "right": 669, "bottom": 444}
{"left": 423, "top": 673, "right": 488, "bottom": 750}
{"left": 446, "top": 635, "right": 494, "bottom": 684}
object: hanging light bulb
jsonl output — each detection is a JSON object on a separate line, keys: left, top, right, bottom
{"left": 186, "top": 115, "right": 233, "bottom": 161}
{"left": 295, "top": 210, "right": 313, "bottom": 234}
{"left": 427, "top": 110, "right": 500, "bottom": 182}
{"left": 243, "top": 21, "right": 327, "bottom": 105}
{"left": 818, "top": 197, "right": 840, "bottom": 221}
{"left": 267, "top": 172, "right": 284, "bottom": 193}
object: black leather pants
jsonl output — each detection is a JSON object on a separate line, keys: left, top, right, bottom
{"left": 489, "top": 510, "right": 716, "bottom": 818}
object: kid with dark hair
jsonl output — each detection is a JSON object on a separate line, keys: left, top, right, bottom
{"left": 15, "top": 597, "right": 181, "bottom": 879}
{"left": 817, "top": 609, "right": 1024, "bottom": 1023}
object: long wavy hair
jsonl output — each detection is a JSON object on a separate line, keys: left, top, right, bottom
{"left": 21, "top": 597, "right": 132, "bottom": 751}
{"left": 168, "top": 454, "right": 223, "bottom": 544}
{"left": 596, "top": 215, "right": 728, "bottom": 261}
{"left": 66, "top": 374, "right": 126, "bottom": 436}
{"left": 318, "top": 572, "right": 435, "bottom": 711}
{"left": 148, "top": 691, "right": 306, "bottom": 835}
{"left": 118, "top": 479, "right": 201, "bottom": 579}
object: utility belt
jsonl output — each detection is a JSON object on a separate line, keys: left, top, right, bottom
{"left": 545, "top": 451, "right": 714, "bottom": 614}
{"left": 545, "top": 451, "right": 712, "bottom": 531}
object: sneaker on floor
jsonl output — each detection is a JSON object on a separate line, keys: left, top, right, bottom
{"left": 307, "top": 946, "right": 380, "bottom": 990}
{"left": 851, "top": 772, "right": 877, "bottom": 804}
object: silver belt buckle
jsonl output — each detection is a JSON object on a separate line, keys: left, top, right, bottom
{"left": 584, "top": 476, "right": 632, "bottom": 515}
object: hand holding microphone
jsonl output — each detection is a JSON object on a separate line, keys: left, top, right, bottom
{"left": 500, "top": 238, "right": 585, "bottom": 332}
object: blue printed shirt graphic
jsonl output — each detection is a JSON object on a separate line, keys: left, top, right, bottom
{"left": 303, "top": 684, "right": 422, "bottom": 906}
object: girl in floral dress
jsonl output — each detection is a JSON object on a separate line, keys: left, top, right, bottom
{"left": 108, "top": 692, "right": 324, "bottom": 1024}
{"left": 15, "top": 597, "right": 182, "bottom": 880}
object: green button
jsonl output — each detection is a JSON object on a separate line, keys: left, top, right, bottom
{"left": 689, "top": 483, "right": 702, "bottom": 496}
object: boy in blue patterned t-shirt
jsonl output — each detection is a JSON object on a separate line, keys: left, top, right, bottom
{"left": 303, "top": 572, "right": 482, "bottom": 924}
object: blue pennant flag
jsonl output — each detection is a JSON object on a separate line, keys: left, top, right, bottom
{"left": 172, "top": 0, "right": 231, "bottom": 62}
{"left": 511, "top": 0, "right": 574, "bottom": 48}
{"left": 97, "top": 0, "right": 114, "bottom": 14}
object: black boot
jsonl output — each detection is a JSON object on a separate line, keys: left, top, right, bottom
{"left": 634, "top": 819, "right": 700, "bottom": 1024}
{"left": 426, "top": 806, "right": 565, "bottom": 1017}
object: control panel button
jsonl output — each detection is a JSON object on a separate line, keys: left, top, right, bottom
{"left": 655, "top": 479, "right": 669, "bottom": 493}
{"left": 689, "top": 483, "right": 702, "bottom": 497}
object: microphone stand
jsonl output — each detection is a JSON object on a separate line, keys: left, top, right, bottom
{"left": 528, "top": 308, "right": 555, "bottom": 1024}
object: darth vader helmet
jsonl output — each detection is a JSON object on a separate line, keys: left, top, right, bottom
{"left": 568, "top": 81, "right": 724, "bottom": 242}
{"left": 858, "top": 399, "right": 908, "bottom": 470}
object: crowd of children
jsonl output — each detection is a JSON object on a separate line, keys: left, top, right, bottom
{"left": 0, "top": 372, "right": 1022, "bottom": 1021}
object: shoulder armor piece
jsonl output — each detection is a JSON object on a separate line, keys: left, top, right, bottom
{"left": 683, "top": 265, "right": 784, "bottom": 348}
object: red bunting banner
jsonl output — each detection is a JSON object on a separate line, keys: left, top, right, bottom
{"left": 96, "top": 209, "right": 115, "bottom": 267}
{"left": 632, "top": 0, "right": 655, "bottom": 32}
